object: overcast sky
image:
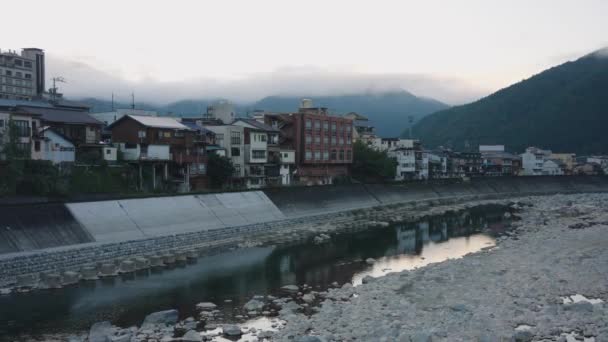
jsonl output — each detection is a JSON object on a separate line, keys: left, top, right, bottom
{"left": 3, "top": 0, "right": 607, "bottom": 104}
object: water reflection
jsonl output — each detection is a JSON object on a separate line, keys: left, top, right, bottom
{"left": 0, "top": 205, "right": 508, "bottom": 338}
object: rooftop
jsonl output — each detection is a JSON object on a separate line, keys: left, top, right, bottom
{"left": 17, "top": 106, "right": 102, "bottom": 125}
{"left": 233, "top": 118, "right": 280, "bottom": 132}
{"left": 116, "top": 115, "right": 191, "bottom": 130}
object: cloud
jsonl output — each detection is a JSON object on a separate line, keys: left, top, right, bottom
{"left": 46, "top": 55, "right": 489, "bottom": 105}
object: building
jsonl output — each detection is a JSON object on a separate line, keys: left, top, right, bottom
{"left": 264, "top": 99, "right": 354, "bottom": 185}
{"left": 205, "top": 100, "right": 236, "bottom": 124}
{"left": 549, "top": 153, "right": 576, "bottom": 174}
{"left": 32, "top": 127, "right": 76, "bottom": 164}
{"left": 344, "top": 112, "right": 377, "bottom": 146}
{"left": 0, "top": 108, "right": 41, "bottom": 160}
{"left": 108, "top": 115, "right": 205, "bottom": 191}
{"left": 542, "top": 159, "right": 566, "bottom": 176}
{"left": 479, "top": 145, "right": 520, "bottom": 176}
{"left": 520, "top": 147, "right": 552, "bottom": 176}
{"left": 90, "top": 108, "right": 158, "bottom": 126}
{"left": 0, "top": 48, "right": 45, "bottom": 100}
{"left": 452, "top": 151, "right": 482, "bottom": 177}
{"left": 392, "top": 140, "right": 423, "bottom": 181}
{"left": 205, "top": 124, "right": 246, "bottom": 181}
{"left": 233, "top": 118, "right": 283, "bottom": 188}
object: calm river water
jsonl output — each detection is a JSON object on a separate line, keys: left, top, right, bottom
{"left": 0, "top": 205, "right": 510, "bottom": 338}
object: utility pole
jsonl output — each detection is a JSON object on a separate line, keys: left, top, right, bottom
{"left": 408, "top": 115, "right": 414, "bottom": 139}
{"left": 131, "top": 92, "right": 135, "bottom": 110}
{"left": 111, "top": 93, "right": 115, "bottom": 111}
{"left": 50, "top": 77, "right": 66, "bottom": 101}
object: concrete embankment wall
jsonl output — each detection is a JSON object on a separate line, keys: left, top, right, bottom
{"left": 0, "top": 191, "right": 284, "bottom": 253}
{"left": 265, "top": 176, "right": 608, "bottom": 217}
{"left": 1, "top": 176, "right": 607, "bottom": 256}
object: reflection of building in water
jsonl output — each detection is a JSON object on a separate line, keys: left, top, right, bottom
{"left": 419, "top": 221, "right": 430, "bottom": 243}
{"left": 396, "top": 227, "right": 417, "bottom": 254}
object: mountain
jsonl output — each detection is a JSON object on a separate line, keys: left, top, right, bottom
{"left": 411, "top": 48, "right": 608, "bottom": 154}
{"left": 254, "top": 91, "right": 449, "bottom": 137}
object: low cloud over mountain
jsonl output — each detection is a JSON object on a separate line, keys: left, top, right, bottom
{"left": 47, "top": 55, "right": 487, "bottom": 105}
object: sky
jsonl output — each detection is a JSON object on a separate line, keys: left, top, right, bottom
{"left": 3, "top": 0, "right": 607, "bottom": 105}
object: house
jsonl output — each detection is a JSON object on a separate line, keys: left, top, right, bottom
{"left": 452, "top": 151, "right": 482, "bottom": 177}
{"left": 542, "top": 159, "right": 566, "bottom": 176}
{"left": 479, "top": 145, "right": 520, "bottom": 176}
{"left": 392, "top": 140, "right": 423, "bottom": 181}
{"left": 233, "top": 118, "right": 282, "bottom": 188}
{"left": 550, "top": 153, "right": 576, "bottom": 175}
{"left": 32, "top": 127, "right": 75, "bottom": 164}
{"left": 205, "top": 124, "right": 246, "bottom": 183}
{"left": 520, "top": 147, "right": 552, "bottom": 176}
{"left": 264, "top": 99, "right": 354, "bottom": 185}
{"left": 108, "top": 115, "right": 204, "bottom": 191}
{"left": 0, "top": 107, "right": 41, "bottom": 160}
{"left": 344, "top": 112, "right": 377, "bottom": 146}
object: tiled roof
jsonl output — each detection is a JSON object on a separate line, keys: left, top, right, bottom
{"left": 117, "top": 115, "right": 191, "bottom": 130}
{"left": 18, "top": 106, "right": 103, "bottom": 125}
{"left": 233, "top": 118, "right": 280, "bottom": 132}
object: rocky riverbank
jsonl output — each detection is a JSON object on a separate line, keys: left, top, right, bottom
{"left": 273, "top": 193, "right": 608, "bottom": 341}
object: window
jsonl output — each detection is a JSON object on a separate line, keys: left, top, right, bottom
{"left": 314, "top": 135, "right": 321, "bottom": 144}
{"left": 6, "top": 70, "right": 12, "bottom": 76}
{"left": 14, "top": 60, "right": 22, "bottom": 67}
{"left": 339, "top": 137, "right": 344, "bottom": 145}
{"left": 323, "top": 150, "right": 329, "bottom": 160}
{"left": 314, "top": 120, "right": 321, "bottom": 130}
{"left": 347, "top": 136, "right": 352, "bottom": 145}
{"left": 252, "top": 150, "right": 266, "bottom": 159}
{"left": 24, "top": 61, "right": 32, "bottom": 68}
{"left": 233, "top": 164, "right": 241, "bottom": 176}
{"left": 339, "top": 150, "right": 345, "bottom": 160}
{"left": 174, "top": 131, "right": 184, "bottom": 137}
{"left": 215, "top": 133, "right": 224, "bottom": 146}
{"left": 137, "top": 130, "right": 146, "bottom": 138}
{"left": 323, "top": 121, "right": 329, "bottom": 130}
{"left": 305, "top": 119, "right": 312, "bottom": 129}
{"left": 347, "top": 150, "right": 352, "bottom": 160}
{"left": 314, "top": 150, "right": 321, "bottom": 160}
{"left": 305, "top": 150, "right": 312, "bottom": 160}
{"left": 331, "top": 122, "right": 337, "bottom": 132}
{"left": 106, "top": 149, "right": 111, "bottom": 155}
{"left": 34, "top": 141, "right": 40, "bottom": 152}
{"left": 164, "top": 131, "right": 171, "bottom": 138}
{"left": 331, "top": 150, "right": 337, "bottom": 160}
{"left": 259, "top": 134, "right": 267, "bottom": 142}
{"left": 331, "top": 136, "right": 337, "bottom": 145}
{"left": 231, "top": 147, "right": 241, "bottom": 156}
{"left": 13, "top": 120, "right": 30, "bottom": 137}
{"left": 305, "top": 134, "right": 312, "bottom": 145}
{"left": 16, "top": 72, "right": 22, "bottom": 78}
{"left": 346, "top": 125, "right": 352, "bottom": 133}
{"left": 0, "top": 119, "right": 4, "bottom": 127}
{"left": 230, "top": 131, "right": 241, "bottom": 145}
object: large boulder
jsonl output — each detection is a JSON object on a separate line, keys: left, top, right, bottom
{"left": 89, "top": 321, "right": 115, "bottom": 342}
{"left": 244, "top": 299, "right": 265, "bottom": 311}
{"left": 195, "top": 302, "right": 217, "bottom": 311}
{"left": 223, "top": 324, "right": 243, "bottom": 337}
{"left": 142, "top": 309, "right": 179, "bottom": 327}
{"left": 281, "top": 285, "right": 299, "bottom": 294}
{"left": 182, "top": 330, "right": 203, "bottom": 342}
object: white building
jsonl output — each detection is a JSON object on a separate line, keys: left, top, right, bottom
{"left": 542, "top": 159, "right": 565, "bottom": 176}
{"left": 33, "top": 127, "right": 75, "bottom": 164}
{"left": 206, "top": 100, "right": 236, "bottom": 124}
{"left": 394, "top": 147, "right": 417, "bottom": 180}
{"left": 372, "top": 137, "right": 415, "bottom": 152}
{"left": 520, "top": 147, "right": 552, "bottom": 176}
{"left": 205, "top": 125, "right": 245, "bottom": 178}
{"left": 279, "top": 149, "right": 296, "bottom": 185}
{"left": 0, "top": 110, "right": 41, "bottom": 160}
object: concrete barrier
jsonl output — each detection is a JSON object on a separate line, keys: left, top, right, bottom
{"left": 119, "top": 260, "right": 136, "bottom": 273}
{"left": 99, "top": 263, "right": 118, "bottom": 277}
{"left": 16, "top": 274, "right": 38, "bottom": 288}
{"left": 81, "top": 266, "right": 98, "bottom": 280}
{"left": 149, "top": 255, "right": 165, "bottom": 267}
{"left": 41, "top": 273, "right": 62, "bottom": 289}
{"left": 134, "top": 257, "right": 149, "bottom": 270}
{"left": 61, "top": 271, "right": 79, "bottom": 285}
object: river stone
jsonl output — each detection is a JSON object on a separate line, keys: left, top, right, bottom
{"left": 142, "top": 309, "right": 179, "bottom": 327}
{"left": 223, "top": 324, "right": 243, "bottom": 336}
{"left": 89, "top": 321, "right": 115, "bottom": 342}
{"left": 182, "top": 330, "right": 202, "bottom": 342}
{"left": 302, "top": 293, "right": 315, "bottom": 303}
{"left": 110, "top": 332, "right": 132, "bottom": 342}
{"left": 361, "top": 275, "right": 375, "bottom": 284}
{"left": 512, "top": 330, "right": 534, "bottom": 342}
{"left": 365, "top": 258, "right": 376, "bottom": 265}
{"left": 196, "top": 302, "right": 217, "bottom": 311}
{"left": 281, "top": 285, "right": 300, "bottom": 294}
{"left": 244, "top": 299, "right": 265, "bottom": 311}
{"left": 294, "top": 336, "right": 324, "bottom": 342}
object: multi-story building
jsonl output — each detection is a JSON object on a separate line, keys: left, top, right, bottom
{"left": 264, "top": 100, "right": 354, "bottom": 185}
{"left": 520, "top": 147, "right": 552, "bottom": 176}
{"left": 479, "top": 145, "right": 520, "bottom": 176}
{"left": 344, "top": 112, "right": 377, "bottom": 146}
{"left": 549, "top": 153, "right": 576, "bottom": 175}
{"left": 452, "top": 151, "right": 483, "bottom": 177}
{"left": 392, "top": 140, "right": 423, "bottom": 181}
{"left": 205, "top": 100, "right": 236, "bottom": 124}
{"left": 0, "top": 48, "right": 45, "bottom": 100}
{"left": 108, "top": 115, "right": 206, "bottom": 191}
{"left": 205, "top": 124, "right": 246, "bottom": 182}
{"left": 0, "top": 109, "right": 40, "bottom": 160}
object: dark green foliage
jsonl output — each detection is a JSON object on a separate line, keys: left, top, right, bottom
{"left": 351, "top": 140, "right": 397, "bottom": 181}
{"left": 411, "top": 48, "right": 608, "bottom": 154}
{"left": 69, "top": 165, "right": 136, "bottom": 194}
{"left": 207, "top": 153, "right": 235, "bottom": 188}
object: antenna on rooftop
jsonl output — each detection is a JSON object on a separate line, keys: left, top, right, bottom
{"left": 50, "top": 76, "right": 66, "bottom": 101}
{"left": 111, "top": 93, "right": 115, "bottom": 111}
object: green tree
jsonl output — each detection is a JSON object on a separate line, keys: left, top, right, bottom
{"left": 207, "top": 153, "right": 235, "bottom": 188}
{"left": 351, "top": 140, "right": 397, "bottom": 182}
